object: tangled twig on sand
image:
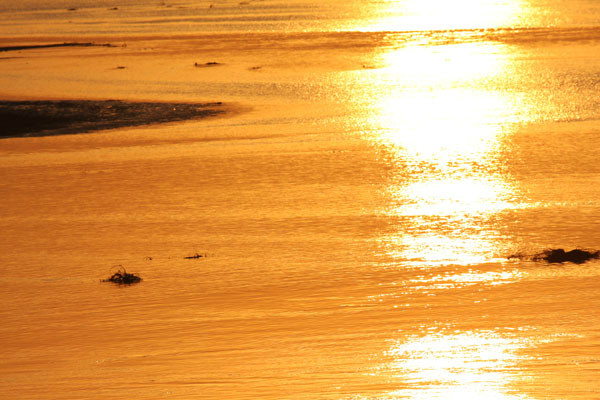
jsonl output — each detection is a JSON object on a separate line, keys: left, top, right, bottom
{"left": 102, "top": 265, "right": 142, "bottom": 285}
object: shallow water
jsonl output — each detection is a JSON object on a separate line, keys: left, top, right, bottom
{"left": 1, "top": 1, "right": 600, "bottom": 399}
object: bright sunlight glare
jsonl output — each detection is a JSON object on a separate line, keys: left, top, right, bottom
{"left": 359, "top": 0, "right": 530, "bottom": 31}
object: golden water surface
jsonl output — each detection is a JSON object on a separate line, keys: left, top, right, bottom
{"left": 1, "top": 1, "right": 600, "bottom": 399}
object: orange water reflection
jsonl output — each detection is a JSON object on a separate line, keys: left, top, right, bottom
{"left": 359, "top": 0, "right": 530, "bottom": 31}
{"left": 360, "top": 39, "right": 526, "bottom": 266}
{"left": 357, "top": 24, "right": 532, "bottom": 398}
{"left": 383, "top": 330, "right": 534, "bottom": 400}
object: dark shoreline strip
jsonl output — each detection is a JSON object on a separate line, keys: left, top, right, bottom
{"left": 0, "top": 100, "right": 225, "bottom": 138}
{"left": 0, "top": 42, "right": 115, "bottom": 52}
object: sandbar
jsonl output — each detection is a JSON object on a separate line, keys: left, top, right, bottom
{"left": 0, "top": 42, "right": 114, "bottom": 52}
{"left": 0, "top": 99, "right": 226, "bottom": 138}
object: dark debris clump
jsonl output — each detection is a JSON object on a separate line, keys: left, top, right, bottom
{"left": 184, "top": 252, "right": 206, "bottom": 259}
{"left": 102, "top": 266, "right": 142, "bottom": 285}
{"left": 533, "top": 248, "right": 600, "bottom": 264}
{"left": 509, "top": 248, "right": 600, "bottom": 264}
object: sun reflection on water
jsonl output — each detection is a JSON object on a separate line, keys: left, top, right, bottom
{"left": 391, "top": 175, "right": 515, "bottom": 216}
{"left": 359, "top": 0, "right": 530, "bottom": 31}
{"left": 357, "top": 38, "right": 527, "bottom": 266}
{"left": 354, "top": 20, "right": 537, "bottom": 399}
{"left": 383, "top": 231, "right": 504, "bottom": 266}
{"left": 383, "top": 331, "right": 534, "bottom": 400}
{"left": 343, "top": 2, "right": 549, "bottom": 398}
{"left": 378, "top": 42, "right": 510, "bottom": 85}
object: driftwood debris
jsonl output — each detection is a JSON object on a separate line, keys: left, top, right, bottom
{"left": 509, "top": 248, "right": 600, "bottom": 264}
{"left": 102, "top": 266, "right": 142, "bottom": 285}
{"left": 194, "top": 62, "right": 222, "bottom": 67}
{"left": 184, "top": 253, "right": 206, "bottom": 259}
{"left": 533, "top": 248, "right": 600, "bottom": 264}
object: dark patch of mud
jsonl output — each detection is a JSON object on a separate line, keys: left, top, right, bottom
{"left": 0, "top": 99, "right": 226, "bottom": 138}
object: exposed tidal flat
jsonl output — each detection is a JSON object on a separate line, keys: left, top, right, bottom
{"left": 1, "top": 1, "right": 600, "bottom": 400}
{"left": 0, "top": 99, "right": 226, "bottom": 138}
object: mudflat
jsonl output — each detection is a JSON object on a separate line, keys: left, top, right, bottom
{"left": 0, "top": 100, "right": 225, "bottom": 138}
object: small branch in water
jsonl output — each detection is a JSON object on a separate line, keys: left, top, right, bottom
{"left": 102, "top": 265, "right": 142, "bottom": 285}
{"left": 194, "top": 61, "right": 222, "bottom": 67}
{"left": 184, "top": 253, "right": 206, "bottom": 259}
